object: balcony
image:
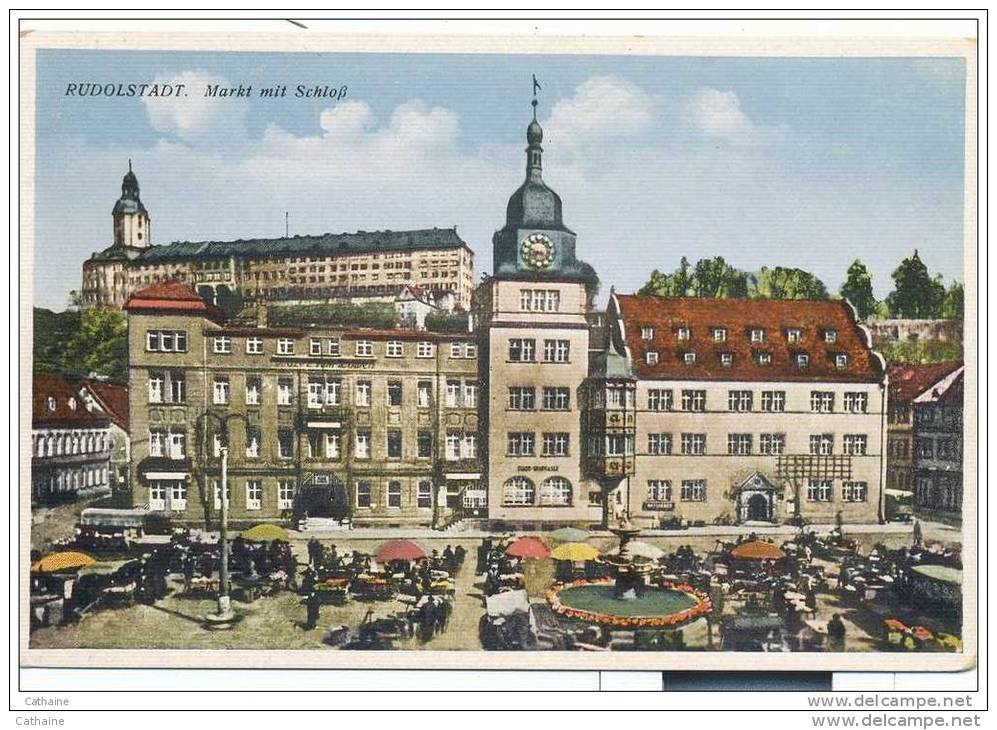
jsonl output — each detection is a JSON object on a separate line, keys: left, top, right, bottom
{"left": 584, "top": 455, "right": 636, "bottom": 479}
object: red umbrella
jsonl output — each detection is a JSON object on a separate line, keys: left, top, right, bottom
{"left": 376, "top": 540, "right": 428, "bottom": 563}
{"left": 504, "top": 536, "right": 551, "bottom": 559}
{"left": 729, "top": 540, "right": 785, "bottom": 561}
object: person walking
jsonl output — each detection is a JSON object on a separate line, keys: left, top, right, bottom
{"left": 304, "top": 590, "right": 320, "bottom": 630}
{"left": 827, "top": 613, "right": 846, "bottom": 651}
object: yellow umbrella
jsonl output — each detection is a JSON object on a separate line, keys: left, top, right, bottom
{"left": 240, "top": 523, "right": 290, "bottom": 542}
{"left": 31, "top": 551, "right": 97, "bottom": 573}
{"left": 550, "top": 542, "right": 600, "bottom": 561}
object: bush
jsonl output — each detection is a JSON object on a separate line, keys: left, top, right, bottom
{"left": 425, "top": 311, "right": 470, "bottom": 334}
{"left": 876, "top": 339, "right": 963, "bottom": 364}
{"left": 268, "top": 301, "right": 398, "bottom": 329}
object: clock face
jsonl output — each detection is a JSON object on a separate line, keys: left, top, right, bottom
{"left": 521, "top": 233, "right": 555, "bottom": 270}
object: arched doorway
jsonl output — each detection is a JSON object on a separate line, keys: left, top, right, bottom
{"left": 295, "top": 474, "right": 349, "bottom": 521}
{"left": 747, "top": 493, "right": 771, "bottom": 522}
{"left": 733, "top": 471, "right": 781, "bottom": 524}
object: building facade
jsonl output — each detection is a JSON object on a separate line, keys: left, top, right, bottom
{"left": 912, "top": 366, "right": 964, "bottom": 520}
{"left": 32, "top": 374, "right": 113, "bottom": 505}
{"left": 126, "top": 281, "right": 481, "bottom": 527}
{"left": 82, "top": 167, "right": 476, "bottom": 311}
{"left": 74, "top": 378, "right": 131, "bottom": 495}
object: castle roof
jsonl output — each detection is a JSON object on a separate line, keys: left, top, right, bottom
{"left": 124, "top": 280, "right": 225, "bottom": 321}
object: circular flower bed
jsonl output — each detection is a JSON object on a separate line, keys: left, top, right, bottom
{"left": 546, "top": 577, "right": 712, "bottom": 629}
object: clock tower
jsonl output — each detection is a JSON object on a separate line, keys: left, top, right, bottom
{"left": 476, "top": 90, "right": 600, "bottom": 528}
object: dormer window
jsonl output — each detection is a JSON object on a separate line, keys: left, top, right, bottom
{"left": 677, "top": 327, "right": 690, "bottom": 341}
{"left": 68, "top": 397, "right": 77, "bottom": 411}
{"left": 750, "top": 329, "right": 765, "bottom": 343}
{"left": 46, "top": 396, "right": 56, "bottom": 412}
{"left": 683, "top": 352, "right": 697, "bottom": 365}
{"left": 712, "top": 327, "right": 727, "bottom": 342}
{"left": 757, "top": 351, "right": 772, "bottom": 365}
{"left": 787, "top": 329, "right": 802, "bottom": 343}
{"left": 720, "top": 352, "right": 733, "bottom": 367}
{"left": 641, "top": 326, "right": 654, "bottom": 341}
{"left": 645, "top": 351, "right": 659, "bottom": 365}
{"left": 835, "top": 353, "right": 849, "bottom": 369}
{"left": 825, "top": 329, "right": 838, "bottom": 344}
{"left": 797, "top": 353, "right": 810, "bottom": 369}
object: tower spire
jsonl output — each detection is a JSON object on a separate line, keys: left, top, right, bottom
{"left": 526, "top": 75, "right": 544, "bottom": 180}
{"left": 532, "top": 74, "right": 541, "bottom": 120}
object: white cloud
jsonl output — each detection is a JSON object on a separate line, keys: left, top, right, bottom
{"left": 142, "top": 70, "right": 249, "bottom": 143}
{"left": 543, "top": 75, "right": 657, "bottom": 146}
{"left": 682, "top": 87, "right": 776, "bottom": 145}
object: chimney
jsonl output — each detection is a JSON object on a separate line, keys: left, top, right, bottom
{"left": 256, "top": 305, "right": 268, "bottom": 329}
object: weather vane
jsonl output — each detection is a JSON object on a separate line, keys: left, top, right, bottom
{"left": 532, "top": 74, "right": 541, "bottom": 119}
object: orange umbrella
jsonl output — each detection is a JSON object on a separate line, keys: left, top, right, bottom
{"left": 376, "top": 540, "right": 428, "bottom": 563}
{"left": 729, "top": 540, "right": 785, "bottom": 561}
{"left": 504, "top": 536, "right": 550, "bottom": 559}
{"left": 31, "top": 551, "right": 97, "bottom": 573}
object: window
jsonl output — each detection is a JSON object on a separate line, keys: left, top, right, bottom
{"left": 416, "top": 341, "right": 435, "bottom": 358}
{"left": 508, "top": 386, "right": 536, "bottom": 410}
{"left": 386, "top": 430, "right": 403, "bottom": 459}
{"left": 355, "top": 430, "right": 371, "bottom": 459}
{"left": 170, "top": 481, "right": 187, "bottom": 511}
{"left": 681, "top": 480, "right": 706, "bottom": 502}
{"left": 787, "top": 329, "right": 802, "bottom": 343}
{"left": 509, "top": 339, "right": 536, "bottom": 362}
{"left": 647, "top": 433, "right": 673, "bottom": 455}
{"left": 355, "top": 340, "right": 373, "bottom": 357}
{"left": 167, "top": 431, "right": 186, "bottom": 459}
{"left": 213, "top": 377, "right": 230, "bottom": 405}
{"left": 310, "top": 338, "right": 322, "bottom": 356}
{"left": 520, "top": 289, "right": 561, "bottom": 312}
{"left": 761, "top": 391, "right": 786, "bottom": 412}
{"left": 245, "top": 376, "right": 261, "bottom": 406}
{"left": 809, "top": 434, "right": 834, "bottom": 455}
{"left": 683, "top": 352, "right": 697, "bottom": 365}
{"left": 542, "top": 432, "right": 569, "bottom": 457}
{"left": 824, "top": 329, "right": 838, "bottom": 344}
{"left": 277, "top": 479, "right": 296, "bottom": 510}
{"left": 148, "top": 482, "right": 167, "bottom": 511}
{"left": 212, "top": 480, "right": 232, "bottom": 510}
{"left": 245, "top": 427, "right": 261, "bottom": 458}
{"left": 797, "top": 353, "right": 809, "bottom": 368}
{"left": 681, "top": 433, "right": 707, "bottom": 455}
{"left": 324, "top": 433, "right": 340, "bottom": 459}
{"left": 750, "top": 328, "right": 765, "bottom": 343}
{"left": 502, "top": 477, "right": 535, "bottom": 506}
{"left": 844, "top": 392, "right": 868, "bottom": 413}
{"left": 46, "top": 396, "right": 56, "bottom": 412}
{"left": 843, "top": 434, "right": 868, "bottom": 455}
{"left": 647, "top": 480, "right": 672, "bottom": 502}
{"left": 720, "top": 352, "right": 733, "bottom": 367}
{"left": 277, "top": 428, "right": 295, "bottom": 459}
{"left": 445, "top": 380, "right": 460, "bottom": 407}
{"left": 542, "top": 386, "right": 570, "bottom": 410}
{"left": 811, "top": 391, "right": 835, "bottom": 413}
{"left": 386, "top": 481, "right": 402, "bottom": 508}
{"left": 417, "top": 381, "right": 432, "bottom": 408}
{"left": 757, "top": 351, "right": 772, "bottom": 365}
{"left": 355, "top": 380, "right": 371, "bottom": 407}
{"left": 463, "top": 343, "right": 476, "bottom": 358}
{"left": 507, "top": 432, "right": 535, "bottom": 456}
{"left": 645, "top": 351, "right": 659, "bottom": 365}
{"left": 462, "top": 381, "right": 477, "bottom": 408}
{"left": 648, "top": 389, "right": 673, "bottom": 411}
{"left": 681, "top": 390, "right": 707, "bottom": 412}
{"left": 146, "top": 330, "right": 187, "bottom": 353}
{"left": 417, "top": 431, "right": 433, "bottom": 458}
{"left": 245, "top": 480, "right": 262, "bottom": 510}
{"left": 712, "top": 327, "right": 727, "bottom": 342}
{"left": 641, "top": 326, "right": 654, "bottom": 340}
{"left": 387, "top": 380, "right": 403, "bottom": 407}
{"left": 677, "top": 326, "right": 690, "bottom": 340}
{"left": 759, "top": 433, "right": 786, "bottom": 455}
{"left": 277, "top": 338, "right": 295, "bottom": 355}
{"left": 843, "top": 481, "right": 868, "bottom": 502}
{"left": 277, "top": 378, "right": 293, "bottom": 406}
{"left": 539, "top": 477, "right": 572, "bottom": 506}
{"left": 807, "top": 479, "right": 833, "bottom": 502}
{"left": 461, "top": 433, "right": 477, "bottom": 460}
{"left": 212, "top": 432, "right": 226, "bottom": 458}
{"left": 213, "top": 336, "right": 232, "bottom": 354}
{"left": 417, "top": 481, "right": 433, "bottom": 509}
{"left": 727, "top": 434, "right": 753, "bottom": 455}
{"left": 835, "top": 354, "right": 849, "bottom": 369}
{"left": 246, "top": 337, "right": 263, "bottom": 354}
{"left": 356, "top": 481, "right": 372, "bottom": 508}
{"left": 386, "top": 341, "right": 404, "bottom": 358}
{"left": 445, "top": 433, "right": 461, "bottom": 461}
{"left": 728, "top": 390, "right": 753, "bottom": 412}
{"left": 148, "top": 373, "right": 164, "bottom": 403}
{"left": 543, "top": 339, "right": 570, "bottom": 363}
{"left": 450, "top": 342, "right": 463, "bottom": 359}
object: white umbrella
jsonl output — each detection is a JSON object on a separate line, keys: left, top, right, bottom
{"left": 613, "top": 540, "right": 665, "bottom": 560}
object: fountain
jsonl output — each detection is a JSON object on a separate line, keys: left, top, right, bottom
{"left": 547, "top": 516, "right": 711, "bottom": 629}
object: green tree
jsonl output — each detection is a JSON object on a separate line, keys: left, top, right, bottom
{"left": 839, "top": 259, "right": 878, "bottom": 320}
{"left": 33, "top": 306, "right": 128, "bottom": 381}
{"left": 693, "top": 256, "right": 750, "bottom": 298}
{"left": 425, "top": 311, "right": 470, "bottom": 334}
{"left": 885, "top": 250, "right": 946, "bottom": 318}
{"left": 268, "top": 301, "right": 398, "bottom": 329}
{"left": 752, "top": 266, "right": 828, "bottom": 300}
{"left": 638, "top": 257, "right": 694, "bottom": 297}
{"left": 941, "top": 281, "right": 964, "bottom": 319}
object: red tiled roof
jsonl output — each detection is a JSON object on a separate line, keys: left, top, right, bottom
{"left": 33, "top": 373, "right": 110, "bottom": 428}
{"left": 124, "top": 280, "right": 224, "bottom": 321}
{"left": 937, "top": 371, "right": 964, "bottom": 405}
{"left": 80, "top": 380, "right": 129, "bottom": 430}
{"left": 887, "top": 361, "right": 963, "bottom": 402}
{"left": 616, "top": 295, "right": 884, "bottom": 383}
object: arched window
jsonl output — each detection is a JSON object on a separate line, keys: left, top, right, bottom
{"left": 539, "top": 477, "right": 573, "bottom": 506}
{"left": 502, "top": 476, "right": 535, "bottom": 506}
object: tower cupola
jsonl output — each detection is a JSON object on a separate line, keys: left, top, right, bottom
{"left": 112, "top": 160, "right": 151, "bottom": 249}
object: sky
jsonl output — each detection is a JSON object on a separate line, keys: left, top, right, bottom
{"left": 33, "top": 49, "right": 967, "bottom": 310}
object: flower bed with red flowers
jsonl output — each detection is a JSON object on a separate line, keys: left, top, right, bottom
{"left": 546, "top": 577, "right": 712, "bottom": 629}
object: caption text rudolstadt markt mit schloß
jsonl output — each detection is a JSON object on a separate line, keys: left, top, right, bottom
{"left": 63, "top": 82, "right": 350, "bottom": 99}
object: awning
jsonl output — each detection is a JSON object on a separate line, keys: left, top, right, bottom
{"left": 885, "top": 489, "right": 914, "bottom": 499}
{"left": 145, "top": 471, "right": 189, "bottom": 480}
{"left": 445, "top": 472, "right": 481, "bottom": 480}
{"left": 306, "top": 421, "right": 341, "bottom": 429}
